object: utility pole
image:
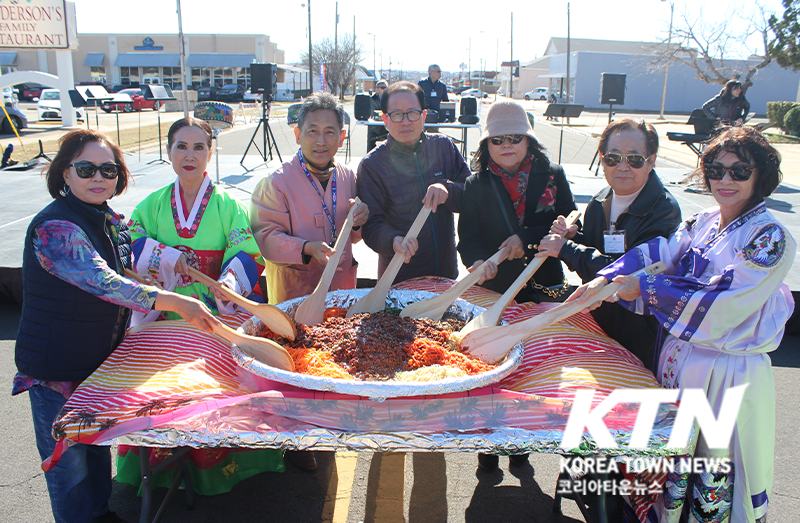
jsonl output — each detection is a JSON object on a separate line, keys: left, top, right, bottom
{"left": 468, "top": 37, "right": 471, "bottom": 87}
{"left": 509, "top": 12, "right": 513, "bottom": 98}
{"left": 352, "top": 16, "right": 356, "bottom": 96}
{"left": 659, "top": 0, "right": 674, "bottom": 119}
{"left": 176, "top": 0, "right": 189, "bottom": 117}
{"left": 334, "top": 1, "right": 338, "bottom": 95}
{"left": 305, "top": 1, "right": 312, "bottom": 92}
{"left": 566, "top": 3, "right": 571, "bottom": 104}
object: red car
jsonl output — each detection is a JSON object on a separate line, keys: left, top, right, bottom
{"left": 101, "top": 88, "right": 161, "bottom": 113}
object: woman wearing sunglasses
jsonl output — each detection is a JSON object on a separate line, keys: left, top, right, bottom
{"left": 119, "top": 117, "right": 284, "bottom": 493}
{"left": 536, "top": 118, "right": 682, "bottom": 371}
{"left": 568, "top": 126, "right": 794, "bottom": 522}
{"left": 13, "top": 129, "right": 220, "bottom": 523}
{"left": 457, "top": 100, "right": 578, "bottom": 471}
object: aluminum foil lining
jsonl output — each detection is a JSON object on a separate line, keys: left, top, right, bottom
{"left": 233, "top": 289, "right": 524, "bottom": 400}
{"left": 111, "top": 403, "right": 693, "bottom": 458}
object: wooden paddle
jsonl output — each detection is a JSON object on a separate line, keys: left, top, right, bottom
{"left": 123, "top": 268, "right": 164, "bottom": 290}
{"left": 346, "top": 205, "right": 433, "bottom": 318}
{"left": 187, "top": 266, "right": 297, "bottom": 341}
{"left": 211, "top": 321, "right": 295, "bottom": 372}
{"left": 124, "top": 269, "right": 294, "bottom": 371}
{"left": 457, "top": 210, "right": 582, "bottom": 336}
{"left": 400, "top": 246, "right": 509, "bottom": 320}
{"left": 294, "top": 198, "right": 361, "bottom": 326}
{"left": 458, "top": 261, "right": 667, "bottom": 364}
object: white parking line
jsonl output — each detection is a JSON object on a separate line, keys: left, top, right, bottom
{"left": 0, "top": 213, "right": 36, "bottom": 230}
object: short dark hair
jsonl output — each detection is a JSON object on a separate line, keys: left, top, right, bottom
{"left": 167, "top": 117, "right": 213, "bottom": 150}
{"left": 381, "top": 81, "right": 425, "bottom": 114}
{"left": 598, "top": 118, "right": 659, "bottom": 157}
{"left": 45, "top": 129, "right": 130, "bottom": 199}
{"left": 698, "top": 126, "right": 781, "bottom": 214}
{"left": 297, "top": 91, "right": 345, "bottom": 130}
{"left": 471, "top": 135, "right": 549, "bottom": 172}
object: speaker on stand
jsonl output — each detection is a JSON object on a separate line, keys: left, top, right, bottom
{"left": 590, "top": 73, "right": 627, "bottom": 175}
{"left": 241, "top": 63, "right": 282, "bottom": 170}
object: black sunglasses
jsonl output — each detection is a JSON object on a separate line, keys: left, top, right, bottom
{"left": 70, "top": 161, "right": 120, "bottom": 180}
{"left": 601, "top": 153, "right": 648, "bottom": 169}
{"left": 703, "top": 163, "right": 756, "bottom": 181}
{"left": 489, "top": 134, "right": 525, "bottom": 146}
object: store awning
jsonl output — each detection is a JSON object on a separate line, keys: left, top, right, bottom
{"left": 185, "top": 54, "right": 256, "bottom": 68}
{"left": 114, "top": 53, "right": 180, "bottom": 67}
{"left": 0, "top": 52, "right": 17, "bottom": 66}
{"left": 83, "top": 53, "right": 105, "bottom": 67}
{"left": 277, "top": 64, "right": 307, "bottom": 74}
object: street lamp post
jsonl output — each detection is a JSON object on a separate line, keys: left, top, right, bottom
{"left": 367, "top": 32, "right": 376, "bottom": 85}
{"left": 301, "top": 1, "right": 312, "bottom": 92}
{"left": 659, "top": 0, "right": 674, "bottom": 119}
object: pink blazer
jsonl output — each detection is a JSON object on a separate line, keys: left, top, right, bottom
{"left": 250, "top": 155, "right": 362, "bottom": 304}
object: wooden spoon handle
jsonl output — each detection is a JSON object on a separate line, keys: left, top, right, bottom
{"left": 212, "top": 321, "right": 295, "bottom": 372}
{"left": 346, "top": 205, "right": 432, "bottom": 317}
{"left": 123, "top": 268, "right": 164, "bottom": 290}
{"left": 187, "top": 266, "right": 253, "bottom": 309}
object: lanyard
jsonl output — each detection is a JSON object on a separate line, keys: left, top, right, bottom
{"left": 297, "top": 149, "right": 337, "bottom": 246}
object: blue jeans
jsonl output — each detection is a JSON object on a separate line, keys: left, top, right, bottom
{"left": 29, "top": 384, "right": 112, "bottom": 523}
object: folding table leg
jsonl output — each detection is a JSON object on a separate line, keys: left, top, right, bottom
{"left": 139, "top": 447, "right": 152, "bottom": 523}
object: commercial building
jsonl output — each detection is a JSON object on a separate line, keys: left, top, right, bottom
{"left": 5, "top": 32, "right": 286, "bottom": 90}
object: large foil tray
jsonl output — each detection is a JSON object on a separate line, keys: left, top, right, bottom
{"left": 232, "top": 289, "right": 524, "bottom": 400}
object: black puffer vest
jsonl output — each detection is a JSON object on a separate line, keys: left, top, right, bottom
{"left": 16, "top": 192, "right": 132, "bottom": 382}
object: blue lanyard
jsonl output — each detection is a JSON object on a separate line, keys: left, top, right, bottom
{"left": 297, "top": 149, "right": 337, "bottom": 246}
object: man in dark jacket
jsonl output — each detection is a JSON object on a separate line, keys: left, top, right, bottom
{"left": 357, "top": 81, "right": 470, "bottom": 284}
{"left": 537, "top": 118, "right": 682, "bottom": 371}
{"left": 418, "top": 64, "right": 449, "bottom": 113}
{"left": 367, "top": 80, "right": 388, "bottom": 151}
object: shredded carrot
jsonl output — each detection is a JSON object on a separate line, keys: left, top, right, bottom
{"left": 286, "top": 347, "right": 355, "bottom": 380}
{"left": 323, "top": 307, "right": 348, "bottom": 320}
{"left": 405, "top": 339, "right": 495, "bottom": 375}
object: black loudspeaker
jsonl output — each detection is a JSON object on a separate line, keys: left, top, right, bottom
{"left": 354, "top": 93, "right": 372, "bottom": 120}
{"left": 460, "top": 96, "right": 478, "bottom": 116}
{"left": 251, "top": 63, "right": 278, "bottom": 95}
{"left": 600, "top": 73, "right": 626, "bottom": 105}
{"left": 425, "top": 110, "right": 439, "bottom": 123}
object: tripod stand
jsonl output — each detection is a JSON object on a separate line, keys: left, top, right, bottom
{"left": 240, "top": 96, "right": 282, "bottom": 172}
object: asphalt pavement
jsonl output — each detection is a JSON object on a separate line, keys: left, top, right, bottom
{"left": 1, "top": 97, "right": 800, "bottom": 523}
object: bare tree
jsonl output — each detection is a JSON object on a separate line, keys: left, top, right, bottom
{"left": 301, "top": 33, "right": 365, "bottom": 100}
{"left": 646, "top": 3, "right": 775, "bottom": 91}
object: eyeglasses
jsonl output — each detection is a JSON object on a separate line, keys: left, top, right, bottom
{"left": 489, "top": 134, "right": 526, "bottom": 146}
{"left": 377, "top": 86, "right": 387, "bottom": 90}
{"left": 70, "top": 161, "right": 120, "bottom": 179}
{"left": 703, "top": 163, "right": 756, "bottom": 181}
{"left": 601, "top": 153, "right": 648, "bottom": 169}
{"left": 387, "top": 110, "right": 423, "bottom": 123}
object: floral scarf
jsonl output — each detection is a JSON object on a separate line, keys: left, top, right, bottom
{"left": 489, "top": 154, "right": 532, "bottom": 227}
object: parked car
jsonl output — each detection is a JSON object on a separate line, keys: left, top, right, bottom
{"left": 196, "top": 86, "right": 217, "bottom": 101}
{"left": 460, "top": 88, "right": 488, "bottom": 99}
{"left": 15, "top": 83, "right": 46, "bottom": 101}
{"left": 100, "top": 88, "right": 161, "bottom": 113}
{"left": 3, "top": 87, "right": 18, "bottom": 106}
{"left": 216, "top": 84, "right": 246, "bottom": 102}
{"left": 36, "top": 89, "right": 86, "bottom": 121}
{"left": 0, "top": 105, "right": 28, "bottom": 135}
{"left": 524, "top": 87, "right": 549, "bottom": 101}
{"left": 243, "top": 89, "right": 263, "bottom": 103}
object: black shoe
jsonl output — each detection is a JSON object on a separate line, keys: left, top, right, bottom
{"left": 286, "top": 450, "right": 318, "bottom": 472}
{"left": 509, "top": 454, "right": 530, "bottom": 467}
{"left": 477, "top": 453, "right": 499, "bottom": 472}
{"left": 93, "top": 511, "right": 133, "bottom": 523}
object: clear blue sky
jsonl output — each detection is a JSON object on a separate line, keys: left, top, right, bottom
{"left": 72, "top": 0, "right": 787, "bottom": 75}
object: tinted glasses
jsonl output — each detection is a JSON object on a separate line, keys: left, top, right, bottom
{"left": 601, "top": 153, "right": 648, "bottom": 169}
{"left": 387, "top": 110, "right": 423, "bottom": 123}
{"left": 70, "top": 161, "right": 120, "bottom": 179}
{"left": 703, "top": 163, "right": 756, "bottom": 181}
{"left": 489, "top": 134, "right": 526, "bottom": 146}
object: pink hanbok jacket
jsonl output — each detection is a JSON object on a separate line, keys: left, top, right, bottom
{"left": 250, "top": 154, "right": 361, "bottom": 304}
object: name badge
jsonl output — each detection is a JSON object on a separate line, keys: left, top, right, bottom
{"left": 314, "top": 214, "right": 325, "bottom": 229}
{"left": 604, "top": 229, "right": 626, "bottom": 254}
{"left": 431, "top": 91, "right": 438, "bottom": 97}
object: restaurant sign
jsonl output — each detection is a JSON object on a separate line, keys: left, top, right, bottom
{"left": 134, "top": 36, "right": 163, "bottom": 51}
{"left": 0, "top": 0, "right": 72, "bottom": 49}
